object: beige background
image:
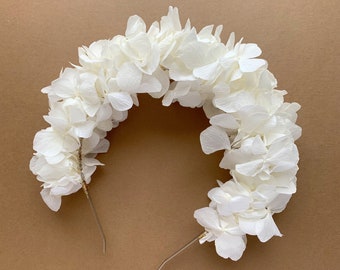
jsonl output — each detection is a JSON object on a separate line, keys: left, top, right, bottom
{"left": 1, "top": 0, "right": 339, "bottom": 269}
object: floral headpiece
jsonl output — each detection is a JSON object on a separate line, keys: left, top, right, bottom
{"left": 30, "top": 6, "right": 301, "bottom": 263}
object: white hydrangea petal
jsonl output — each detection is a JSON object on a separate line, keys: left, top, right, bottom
{"left": 96, "top": 120, "right": 112, "bottom": 133}
{"left": 276, "top": 179, "right": 297, "bottom": 195}
{"left": 162, "top": 91, "right": 175, "bottom": 106}
{"left": 96, "top": 104, "right": 113, "bottom": 122}
{"left": 215, "top": 233, "right": 246, "bottom": 261}
{"left": 226, "top": 32, "right": 235, "bottom": 50}
{"left": 256, "top": 213, "right": 282, "bottom": 242}
{"left": 65, "top": 101, "right": 87, "bottom": 124}
{"left": 194, "top": 207, "right": 221, "bottom": 231}
{"left": 229, "top": 196, "right": 251, "bottom": 213}
{"left": 29, "top": 155, "right": 43, "bottom": 175}
{"left": 251, "top": 135, "right": 267, "bottom": 155}
{"left": 74, "top": 121, "right": 96, "bottom": 138}
{"left": 258, "top": 70, "right": 277, "bottom": 89}
{"left": 193, "top": 61, "right": 219, "bottom": 80}
{"left": 82, "top": 165, "right": 96, "bottom": 184}
{"left": 268, "top": 193, "right": 292, "bottom": 214}
{"left": 162, "top": 81, "right": 191, "bottom": 106}
{"left": 62, "top": 134, "right": 79, "bottom": 153}
{"left": 169, "top": 66, "right": 196, "bottom": 81}
{"left": 272, "top": 161, "right": 297, "bottom": 172}
{"left": 210, "top": 114, "right": 239, "bottom": 129}
{"left": 137, "top": 75, "right": 162, "bottom": 93}
{"left": 33, "top": 129, "right": 63, "bottom": 157}
{"left": 50, "top": 182, "right": 82, "bottom": 196}
{"left": 160, "top": 6, "right": 181, "bottom": 32}
{"left": 83, "top": 157, "right": 103, "bottom": 166}
{"left": 90, "top": 139, "right": 110, "bottom": 153}
{"left": 82, "top": 102, "right": 100, "bottom": 118}
{"left": 111, "top": 108, "right": 128, "bottom": 122}
{"left": 242, "top": 44, "right": 262, "bottom": 58}
{"left": 239, "top": 218, "right": 257, "bottom": 236}
{"left": 43, "top": 112, "right": 68, "bottom": 131}
{"left": 82, "top": 132, "right": 100, "bottom": 154}
{"left": 213, "top": 91, "right": 255, "bottom": 113}
{"left": 217, "top": 196, "right": 250, "bottom": 216}
{"left": 116, "top": 63, "right": 142, "bottom": 92}
{"left": 219, "top": 151, "right": 239, "bottom": 170}
{"left": 200, "top": 126, "right": 230, "bottom": 154}
{"left": 125, "top": 15, "right": 146, "bottom": 37}
{"left": 239, "top": 58, "right": 266, "bottom": 72}
{"left": 178, "top": 92, "right": 202, "bottom": 108}
{"left": 235, "top": 159, "right": 263, "bottom": 176}
{"left": 148, "top": 68, "right": 170, "bottom": 98}
{"left": 239, "top": 212, "right": 282, "bottom": 242}
{"left": 208, "top": 187, "right": 228, "bottom": 204}
{"left": 45, "top": 153, "right": 65, "bottom": 164}
{"left": 108, "top": 92, "right": 134, "bottom": 111}
{"left": 40, "top": 188, "right": 62, "bottom": 212}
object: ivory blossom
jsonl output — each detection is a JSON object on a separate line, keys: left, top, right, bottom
{"left": 30, "top": 6, "right": 301, "bottom": 261}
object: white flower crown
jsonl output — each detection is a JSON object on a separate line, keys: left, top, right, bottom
{"left": 30, "top": 6, "right": 301, "bottom": 261}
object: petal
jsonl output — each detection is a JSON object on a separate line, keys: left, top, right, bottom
{"left": 213, "top": 90, "right": 255, "bottom": 113}
{"left": 225, "top": 32, "right": 235, "bottom": 51}
{"left": 235, "top": 159, "right": 263, "bottom": 176}
{"left": 268, "top": 193, "right": 292, "bottom": 213}
{"left": 108, "top": 92, "right": 133, "bottom": 111}
{"left": 251, "top": 135, "right": 267, "bottom": 155}
{"left": 242, "top": 43, "right": 262, "bottom": 58}
{"left": 193, "top": 61, "right": 219, "bottom": 80}
{"left": 50, "top": 182, "right": 81, "bottom": 196}
{"left": 82, "top": 132, "right": 100, "bottom": 154}
{"left": 137, "top": 75, "right": 162, "bottom": 93}
{"left": 29, "top": 155, "right": 44, "bottom": 175}
{"left": 45, "top": 153, "right": 66, "bottom": 164}
{"left": 218, "top": 196, "right": 250, "bottom": 216}
{"left": 200, "top": 126, "right": 230, "bottom": 154}
{"left": 215, "top": 233, "right": 246, "bottom": 261}
{"left": 169, "top": 67, "right": 196, "bottom": 81}
{"left": 239, "top": 213, "right": 282, "bottom": 242}
{"left": 33, "top": 129, "right": 63, "bottom": 157}
{"left": 194, "top": 207, "right": 221, "bottom": 231}
{"left": 256, "top": 213, "right": 282, "bottom": 242}
{"left": 116, "top": 63, "right": 142, "bottom": 92}
{"left": 178, "top": 92, "right": 202, "bottom": 108}
{"left": 62, "top": 134, "right": 80, "bottom": 153}
{"left": 64, "top": 100, "right": 87, "bottom": 124}
{"left": 210, "top": 113, "right": 239, "bottom": 129}
{"left": 239, "top": 58, "right": 266, "bottom": 72}
{"left": 82, "top": 102, "right": 100, "bottom": 118}
{"left": 40, "top": 188, "right": 62, "bottom": 211}
{"left": 125, "top": 15, "right": 146, "bottom": 37}
{"left": 74, "top": 121, "right": 96, "bottom": 138}
{"left": 208, "top": 188, "right": 229, "bottom": 204}
{"left": 148, "top": 68, "right": 170, "bottom": 98}
{"left": 92, "top": 139, "right": 110, "bottom": 153}
{"left": 162, "top": 90, "right": 175, "bottom": 106}
{"left": 239, "top": 218, "right": 257, "bottom": 236}
{"left": 96, "top": 104, "right": 113, "bottom": 122}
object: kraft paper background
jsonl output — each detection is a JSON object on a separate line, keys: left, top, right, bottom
{"left": 1, "top": 1, "right": 339, "bottom": 269}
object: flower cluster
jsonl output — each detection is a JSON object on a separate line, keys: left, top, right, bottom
{"left": 30, "top": 7, "right": 301, "bottom": 260}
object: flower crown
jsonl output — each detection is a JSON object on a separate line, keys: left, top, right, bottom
{"left": 30, "top": 6, "right": 301, "bottom": 261}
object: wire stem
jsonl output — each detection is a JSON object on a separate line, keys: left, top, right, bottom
{"left": 81, "top": 182, "right": 107, "bottom": 254}
{"left": 78, "top": 139, "right": 106, "bottom": 254}
{"left": 157, "top": 231, "right": 206, "bottom": 270}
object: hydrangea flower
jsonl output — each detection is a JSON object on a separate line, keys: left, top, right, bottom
{"left": 194, "top": 207, "right": 246, "bottom": 260}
